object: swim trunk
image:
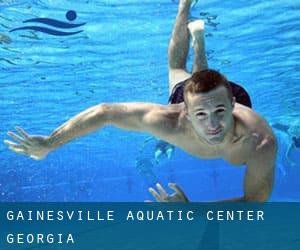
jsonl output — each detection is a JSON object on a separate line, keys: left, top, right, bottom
{"left": 168, "top": 79, "right": 252, "bottom": 108}
{"left": 155, "top": 140, "right": 174, "bottom": 152}
{"left": 292, "top": 136, "right": 300, "bottom": 148}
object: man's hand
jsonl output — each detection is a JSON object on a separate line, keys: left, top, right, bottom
{"left": 148, "top": 183, "right": 189, "bottom": 202}
{"left": 4, "top": 127, "right": 51, "bottom": 160}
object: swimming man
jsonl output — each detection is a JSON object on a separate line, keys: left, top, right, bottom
{"left": 4, "top": 0, "right": 277, "bottom": 202}
{"left": 273, "top": 120, "right": 300, "bottom": 168}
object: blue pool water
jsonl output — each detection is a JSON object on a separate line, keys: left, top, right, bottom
{"left": 0, "top": 0, "right": 299, "bottom": 201}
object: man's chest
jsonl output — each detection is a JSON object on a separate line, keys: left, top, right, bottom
{"left": 177, "top": 134, "right": 253, "bottom": 165}
{"left": 223, "top": 136, "right": 254, "bottom": 166}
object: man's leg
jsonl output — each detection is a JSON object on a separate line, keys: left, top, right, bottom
{"left": 188, "top": 20, "right": 208, "bottom": 73}
{"left": 168, "top": 0, "right": 192, "bottom": 95}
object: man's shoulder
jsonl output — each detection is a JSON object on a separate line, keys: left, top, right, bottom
{"left": 146, "top": 103, "right": 185, "bottom": 130}
{"left": 142, "top": 103, "right": 188, "bottom": 144}
{"left": 150, "top": 103, "right": 183, "bottom": 118}
{"left": 234, "top": 104, "right": 269, "bottom": 130}
{"left": 233, "top": 103, "right": 275, "bottom": 145}
{"left": 229, "top": 104, "right": 276, "bottom": 166}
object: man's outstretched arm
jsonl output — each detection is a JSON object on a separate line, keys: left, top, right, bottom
{"left": 4, "top": 103, "right": 177, "bottom": 160}
{"left": 286, "top": 142, "right": 296, "bottom": 167}
{"left": 186, "top": 134, "right": 277, "bottom": 202}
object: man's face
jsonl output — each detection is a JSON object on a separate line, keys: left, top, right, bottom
{"left": 185, "top": 86, "right": 234, "bottom": 145}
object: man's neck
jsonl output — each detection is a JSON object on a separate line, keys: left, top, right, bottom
{"left": 222, "top": 116, "right": 236, "bottom": 146}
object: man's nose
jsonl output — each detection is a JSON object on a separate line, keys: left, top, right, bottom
{"left": 208, "top": 116, "right": 219, "bottom": 129}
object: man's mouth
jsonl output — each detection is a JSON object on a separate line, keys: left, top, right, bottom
{"left": 207, "top": 127, "right": 222, "bottom": 135}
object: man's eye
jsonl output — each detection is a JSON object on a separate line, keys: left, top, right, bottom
{"left": 196, "top": 112, "right": 206, "bottom": 116}
{"left": 216, "top": 109, "right": 225, "bottom": 114}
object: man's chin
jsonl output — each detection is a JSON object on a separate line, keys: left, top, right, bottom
{"left": 206, "top": 139, "right": 222, "bottom": 145}
{"left": 205, "top": 134, "right": 224, "bottom": 145}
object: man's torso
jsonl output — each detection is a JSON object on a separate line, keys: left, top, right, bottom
{"left": 159, "top": 103, "right": 275, "bottom": 166}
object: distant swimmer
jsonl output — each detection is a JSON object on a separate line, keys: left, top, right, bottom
{"left": 4, "top": 0, "right": 277, "bottom": 202}
{"left": 273, "top": 128, "right": 290, "bottom": 177}
{"left": 273, "top": 120, "right": 300, "bottom": 168}
{"left": 0, "top": 33, "right": 12, "bottom": 44}
{"left": 135, "top": 158, "right": 158, "bottom": 187}
{"left": 138, "top": 136, "right": 174, "bottom": 164}
{"left": 154, "top": 140, "right": 175, "bottom": 164}
{"left": 135, "top": 137, "right": 162, "bottom": 185}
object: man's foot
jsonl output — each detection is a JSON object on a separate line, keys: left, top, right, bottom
{"left": 188, "top": 19, "right": 205, "bottom": 36}
{"left": 187, "top": 20, "right": 205, "bottom": 47}
{"left": 179, "top": 0, "right": 192, "bottom": 8}
{"left": 154, "top": 149, "right": 163, "bottom": 164}
{"left": 166, "top": 147, "right": 174, "bottom": 159}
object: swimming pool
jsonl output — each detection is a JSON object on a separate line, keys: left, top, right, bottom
{"left": 0, "top": 0, "right": 299, "bottom": 201}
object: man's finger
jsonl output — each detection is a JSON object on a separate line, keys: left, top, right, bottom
{"left": 4, "top": 140, "right": 27, "bottom": 150}
{"left": 4, "top": 140, "right": 27, "bottom": 152}
{"left": 148, "top": 187, "right": 161, "bottom": 202}
{"left": 15, "top": 127, "right": 30, "bottom": 140}
{"left": 30, "top": 155, "right": 41, "bottom": 160}
{"left": 168, "top": 183, "right": 187, "bottom": 199}
{"left": 4, "top": 140, "right": 23, "bottom": 148}
{"left": 156, "top": 183, "right": 168, "bottom": 199}
{"left": 7, "top": 131, "right": 28, "bottom": 145}
{"left": 4, "top": 139, "right": 16, "bottom": 147}
{"left": 9, "top": 146, "right": 27, "bottom": 155}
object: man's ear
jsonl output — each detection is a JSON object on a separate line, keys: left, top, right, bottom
{"left": 231, "top": 97, "right": 236, "bottom": 108}
{"left": 184, "top": 105, "right": 190, "bottom": 120}
{"left": 186, "top": 113, "right": 191, "bottom": 121}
